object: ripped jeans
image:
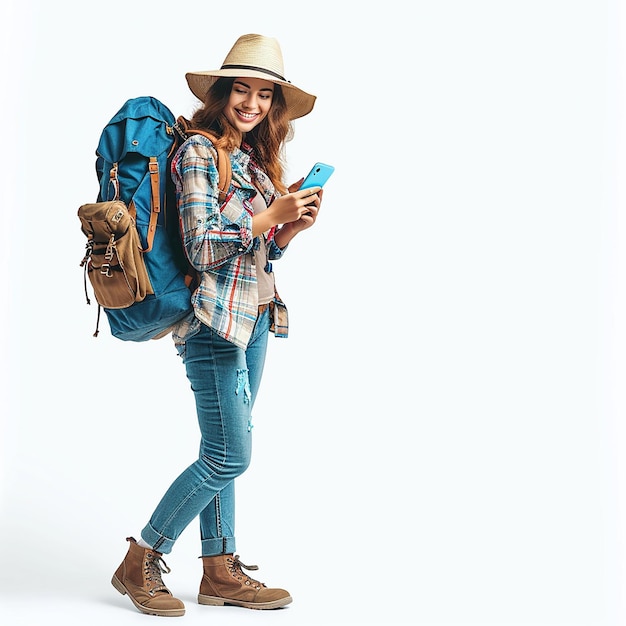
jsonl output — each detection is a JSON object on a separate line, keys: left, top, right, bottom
{"left": 141, "top": 306, "right": 270, "bottom": 556}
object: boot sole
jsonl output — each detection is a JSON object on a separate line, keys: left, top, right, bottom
{"left": 198, "top": 593, "right": 292, "bottom": 610}
{"left": 111, "top": 575, "right": 185, "bottom": 617}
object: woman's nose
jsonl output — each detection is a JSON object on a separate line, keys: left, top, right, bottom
{"left": 242, "top": 95, "right": 257, "bottom": 109}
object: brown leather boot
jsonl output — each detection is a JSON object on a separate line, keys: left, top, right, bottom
{"left": 111, "top": 537, "right": 185, "bottom": 617}
{"left": 198, "top": 553, "right": 292, "bottom": 610}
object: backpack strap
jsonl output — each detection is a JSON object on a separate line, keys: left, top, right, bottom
{"left": 175, "top": 117, "right": 232, "bottom": 204}
{"left": 187, "top": 130, "right": 232, "bottom": 204}
{"left": 141, "top": 157, "right": 160, "bottom": 253}
{"left": 107, "top": 161, "right": 159, "bottom": 253}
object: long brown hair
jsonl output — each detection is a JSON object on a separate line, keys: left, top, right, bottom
{"left": 189, "top": 77, "right": 292, "bottom": 195}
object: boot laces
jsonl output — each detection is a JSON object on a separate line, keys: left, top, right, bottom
{"left": 227, "top": 555, "right": 265, "bottom": 590}
{"left": 144, "top": 551, "right": 172, "bottom": 596}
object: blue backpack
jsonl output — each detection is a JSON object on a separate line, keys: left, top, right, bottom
{"left": 78, "top": 96, "right": 230, "bottom": 341}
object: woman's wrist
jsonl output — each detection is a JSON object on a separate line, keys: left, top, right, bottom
{"left": 252, "top": 210, "right": 277, "bottom": 238}
{"left": 274, "top": 223, "right": 296, "bottom": 248}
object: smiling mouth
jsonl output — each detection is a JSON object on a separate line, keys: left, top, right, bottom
{"left": 236, "top": 110, "right": 259, "bottom": 120}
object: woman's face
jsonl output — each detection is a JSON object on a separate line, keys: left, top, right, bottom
{"left": 223, "top": 77, "right": 274, "bottom": 132}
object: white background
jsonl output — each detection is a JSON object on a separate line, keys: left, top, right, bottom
{"left": 1, "top": 1, "right": 625, "bottom": 624}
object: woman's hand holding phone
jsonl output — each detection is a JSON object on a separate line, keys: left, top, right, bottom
{"left": 264, "top": 162, "right": 334, "bottom": 246}
{"left": 294, "top": 161, "right": 334, "bottom": 209}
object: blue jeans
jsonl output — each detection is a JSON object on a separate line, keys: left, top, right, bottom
{"left": 141, "top": 307, "right": 270, "bottom": 556}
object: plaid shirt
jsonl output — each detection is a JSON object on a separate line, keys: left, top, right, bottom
{"left": 170, "top": 135, "right": 288, "bottom": 349}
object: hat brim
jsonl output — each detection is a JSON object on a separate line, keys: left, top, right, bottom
{"left": 186, "top": 69, "right": 316, "bottom": 120}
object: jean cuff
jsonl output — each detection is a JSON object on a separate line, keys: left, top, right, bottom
{"left": 141, "top": 522, "right": 176, "bottom": 555}
{"left": 201, "top": 536, "right": 236, "bottom": 556}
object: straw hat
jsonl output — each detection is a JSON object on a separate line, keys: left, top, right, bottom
{"left": 185, "top": 34, "right": 316, "bottom": 120}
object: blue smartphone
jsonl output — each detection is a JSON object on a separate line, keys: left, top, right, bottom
{"left": 300, "top": 162, "right": 335, "bottom": 190}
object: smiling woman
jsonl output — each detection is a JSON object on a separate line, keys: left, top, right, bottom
{"left": 4, "top": 2, "right": 625, "bottom": 625}
{"left": 108, "top": 33, "right": 325, "bottom": 618}
{"left": 225, "top": 78, "right": 275, "bottom": 130}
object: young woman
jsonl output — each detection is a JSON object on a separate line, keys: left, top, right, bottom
{"left": 111, "top": 34, "right": 322, "bottom": 617}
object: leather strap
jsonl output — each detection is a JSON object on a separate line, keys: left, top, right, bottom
{"left": 141, "top": 157, "right": 160, "bottom": 253}
{"left": 175, "top": 117, "right": 232, "bottom": 204}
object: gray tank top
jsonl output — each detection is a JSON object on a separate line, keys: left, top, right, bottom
{"left": 250, "top": 191, "right": 276, "bottom": 305}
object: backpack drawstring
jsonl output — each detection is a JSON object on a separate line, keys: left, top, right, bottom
{"left": 79, "top": 241, "right": 101, "bottom": 337}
